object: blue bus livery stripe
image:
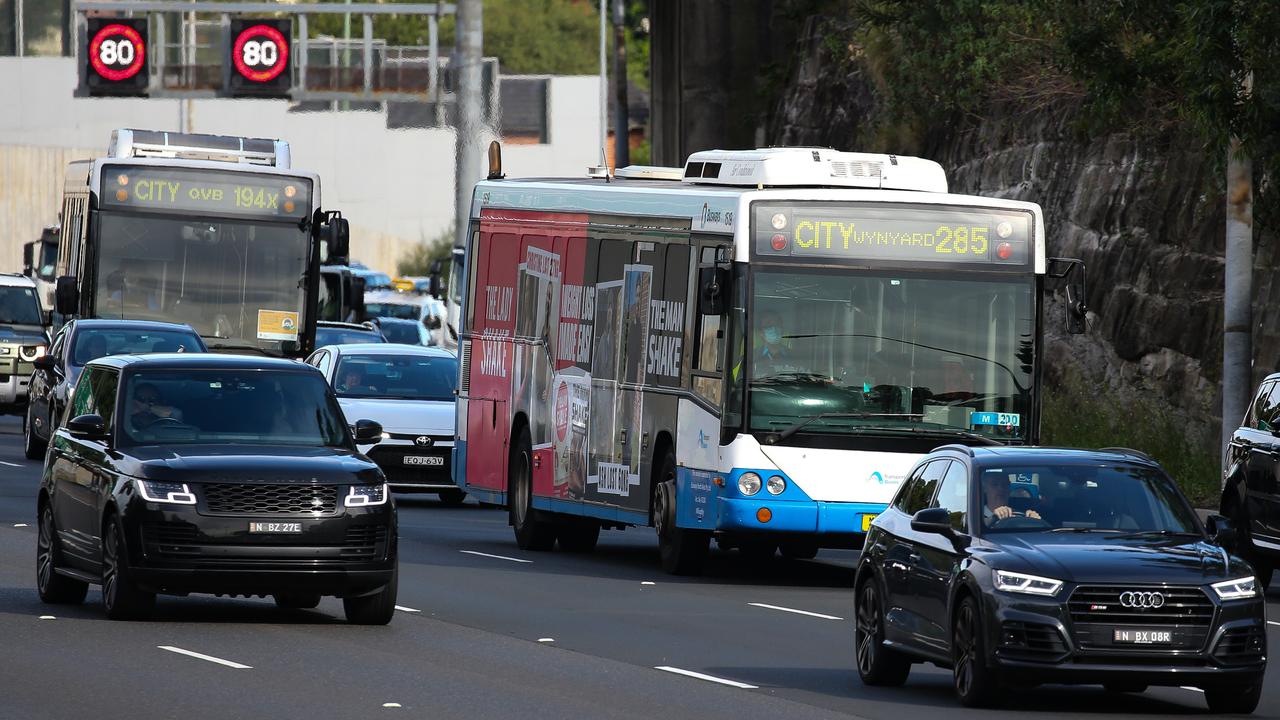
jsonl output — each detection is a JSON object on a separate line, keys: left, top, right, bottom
{"left": 530, "top": 496, "right": 648, "bottom": 526}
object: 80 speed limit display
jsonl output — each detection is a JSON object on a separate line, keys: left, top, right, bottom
{"left": 82, "top": 18, "right": 148, "bottom": 95}
{"left": 227, "top": 19, "right": 293, "bottom": 97}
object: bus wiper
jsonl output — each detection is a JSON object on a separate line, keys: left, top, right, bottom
{"left": 769, "top": 412, "right": 882, "bottom": 443}
{"left": 206, "top": 340, "right": 273, "bottom": 356}
{"left": 896, "top": 426, "right": 1003, "bottom": 446}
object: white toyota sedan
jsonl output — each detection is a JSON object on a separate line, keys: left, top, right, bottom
{"left": 305, "top": 343, "right": 463, "bottom": 505}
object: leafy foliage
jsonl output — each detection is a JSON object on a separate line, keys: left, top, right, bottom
{"left": 397, "top": 225, "right": 455, "bottom": 285}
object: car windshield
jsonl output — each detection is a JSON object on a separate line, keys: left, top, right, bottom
{"left": 365, "top": 302, "right": 419, "bottom": 320}
{"left": 315, "top": 328, "right": 385, "bottom": 346}
{"left": 979, "top": 463, "right": 1201, "bottom": 535}
{"left": 120, "top": 369, "right": 348, "bottom": 447}
{"left": 335, "top": 354, "right": 457, "bottom": 401}
{"left": 0, "top": 286, "right": 43, "bottom": 325}
{"left": 377, "top": 321, "right": 425, "bottom": 345}
{"left": 71, "top": 328, "right": 203, "bottom": 367}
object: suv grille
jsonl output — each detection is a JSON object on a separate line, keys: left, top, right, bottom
{"left": 201, "top": 483, "right": 339, "bottom": 516}
{"left": 1068, "top": 585, "right": 1214, "bottom": 650}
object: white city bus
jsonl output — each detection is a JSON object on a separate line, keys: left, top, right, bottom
{"left": 452, "top": 147, "right": 1084, "bottom": 574}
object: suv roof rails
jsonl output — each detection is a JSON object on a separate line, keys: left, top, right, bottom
{"left": 1099, "top": 446, "right": 1155, "bottom": 462}
{"left": 933, "top": 443, "right": 975, "bottom": 457}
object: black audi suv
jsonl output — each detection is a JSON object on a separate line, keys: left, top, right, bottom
{"left": 1223, "top": 372, "right": 1280, "bottom": 590}
{"left": 855, "top": 446, "right": 1266, "bottom": 713}
{"left": 35, "top": 353, "right": 398, "bottom": 624}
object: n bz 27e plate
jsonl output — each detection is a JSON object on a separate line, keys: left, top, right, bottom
{"left": 249, "top": 522, "right": 302, "bottom": 533}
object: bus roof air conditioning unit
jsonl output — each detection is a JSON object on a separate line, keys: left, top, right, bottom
{"left": 681, "top": 148, "right": 947, "bottom": 193}
{"left": 108, "top": 129, "right": 290, "bottom": 168}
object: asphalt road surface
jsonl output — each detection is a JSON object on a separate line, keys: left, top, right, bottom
{"left": 0, "top": 416, "right": 1275, "bottom": 719}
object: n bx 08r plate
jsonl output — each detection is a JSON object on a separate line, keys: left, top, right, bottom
{"left": 249, "top": 522, "right": 302, "bottom": 533}
{"left": 1112, "top": 628, "right": 1172, "bottom": 645}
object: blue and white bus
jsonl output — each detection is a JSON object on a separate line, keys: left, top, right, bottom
{"left": 454, "top": 147, "right": 1084, "bottom": 573}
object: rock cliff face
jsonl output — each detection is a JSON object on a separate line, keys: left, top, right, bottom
{"left": 772, "top": 17, "right": 1280, "bottom": 449}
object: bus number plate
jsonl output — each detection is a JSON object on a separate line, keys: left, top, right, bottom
{"left": 860, "top": 514, "right": 875, "bottom": 532}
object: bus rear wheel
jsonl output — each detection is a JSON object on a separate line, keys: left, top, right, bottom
{"left": 509, "top": 424, "right": 556, "bottom": 551}
{"left": 653, "top": 449, "right": 709, "bottom": 575}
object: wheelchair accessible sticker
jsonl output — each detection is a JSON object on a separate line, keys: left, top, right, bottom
{"left": 971, "top": 412, "right": 1020, "bottom": 428}
{"left": 257, "top": 309, "right": 299, "bottom": 341}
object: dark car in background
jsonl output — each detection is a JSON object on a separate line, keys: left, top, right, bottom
{"left": 1223, "top": 373, "right": 1280, "bottom": 590}
{"left": 35, "top": 353, "right": 397, "bottom": 624}
{"left": 370, "top": 317, "right": 429, "bottom": 346}
{"left": 315, "top": 320, "right": 386, "bottom": 348}
{"left": 855, "top": 446, "right": 1266, "bottom": 713}
{"left": 25, "top": 319, "right": 206, "bottom": 459}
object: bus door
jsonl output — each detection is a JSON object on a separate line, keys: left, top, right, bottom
{"left": 464, "top": 228, "right": 518, "bottom": 493}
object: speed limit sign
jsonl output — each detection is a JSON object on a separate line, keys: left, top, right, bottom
{"left": 227, "top": 19, "right": 292, "bottom": 97}
{"left": 83, "top": 18, "right": 148, "bottom": 96}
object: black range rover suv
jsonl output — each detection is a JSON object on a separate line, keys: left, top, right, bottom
{"left": 855, "top": 446, "right": 1266, "bottom": 713}
{"left": 35, "top": 354, "right": 398, "bottom": 624}
{"left": 1224, "top": 372, "right": 1280, "bottom": 590}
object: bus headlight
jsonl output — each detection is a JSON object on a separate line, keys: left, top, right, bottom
{"left": 737, "top": 472, "right": 762, "bottom": 496}
{"left": 766, "top": 475, "right": 786, "bottom": 495}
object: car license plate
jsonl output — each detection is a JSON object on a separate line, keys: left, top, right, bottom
{"left": 404, "top": 455, "right": 444, "bottom": 466}
{"left": 1112, "top": 628, "right": 1172, "bottom": 645}
{"left": 249, "top": 522, "right": 302, "bottom": 533}
{"left": 860, "top": 514, "right": 876, "bottom": 532}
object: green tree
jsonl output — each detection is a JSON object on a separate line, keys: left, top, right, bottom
{"left": 397, "top": 224, "right": 455, "bottom": 286}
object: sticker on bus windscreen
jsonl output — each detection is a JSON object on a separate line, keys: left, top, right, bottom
{"left": 257, "top": 309, "right": 299, "bottom": 341}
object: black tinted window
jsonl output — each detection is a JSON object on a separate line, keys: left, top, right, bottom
{"left": 316, "top": 328, "right": 385, "bottom": 346}
{"left": 903, "top": 460, "right": 948, "bottom": 514}
{"left": 120, "top": 369, "right": 348, "bottom": 447}
{"left": 0, "top": 286, "right": 42, "bottom": 325}
{"left": 67, "top": 367, "right": 119, "bottom": 430}
{"left": 378, "top": 322, "right": 424, "bottom": 345}
{"left": 71, "top": 328, "right": 202, "bottom": 366}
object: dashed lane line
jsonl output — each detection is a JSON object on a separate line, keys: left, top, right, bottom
{"left": 158, "top": 645, "right": 252, "bottom": 669}
{"left": 0, "top": 460, "right": 22, "bottom": 467}
{"left": 748, "top": 602, "right": 844, "bottom": 621}
{"left": 654, "top": 666, "right": 758, "bottom": 689}
{"left": 459, "top": 550, "right": 532, "bottom": 564}
{"left": 394, "top": 605, "right": 421, "bottom": 613}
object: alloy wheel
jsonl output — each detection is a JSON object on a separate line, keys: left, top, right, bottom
{"left": 856, "top": 584, "right": 880, "bottom": 675}
{"left": 953, "top": 603, "right": 976, "bottom": 696}
{"left": 37, "top": 509, "right": 54, "bottom": 593}
{"left": 102, "top": 522, "right": 119, "bottom": 607}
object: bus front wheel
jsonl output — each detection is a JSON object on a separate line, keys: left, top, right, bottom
{"left": 653, "top": 449, "right": 709, "bottom": 575}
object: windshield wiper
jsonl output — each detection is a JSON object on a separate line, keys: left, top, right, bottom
{"left": 1047, "top": 527, "right": 1121, "bottom": 533}
{"left": 206, "top": 340, "right": 274, "bottom": 357}
{"left": 769, "top": 412, "right": 884, "bottom": 443}
{"left": 1110, "top": 529, "right": 1203, "bottom": 540}
{"left": 895, "top": 426, "right": 1004, "bottom": 446}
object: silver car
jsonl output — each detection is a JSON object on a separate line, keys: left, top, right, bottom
{"left": 305, "top": 343, "right": 463, "bottom": 505}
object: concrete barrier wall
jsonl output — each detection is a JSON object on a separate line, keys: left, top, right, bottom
{"left": 0, "top": 57, "right": 602, "bottom": 276}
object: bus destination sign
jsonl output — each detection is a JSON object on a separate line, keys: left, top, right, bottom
{"left": 100, "top": 166, "right": 312, "bottom": 220}
{"left": 753, "top": 202, "right": 1033, "bottom": 266}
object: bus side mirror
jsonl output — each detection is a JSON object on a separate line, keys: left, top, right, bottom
{"left": 428, "top": 259, "right": 443, "bottom": 299}
{"left": 698, "top": 267, "right": 729, "bottom": 316}
{"left": 55, "top": 276, "right": 79, "bottom": 316}
{"left": 319, "top": 214, "right": 350, "bottom": 264}
{"left": 1066, "top": 280, "right": 1087, "bottom": 335}
{"left": 22, "top": 243, "right": 34, "bottom": 276}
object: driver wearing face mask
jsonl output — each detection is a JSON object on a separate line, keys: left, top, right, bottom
{"left": 753, "top": 309, "right": 796, "bottom": 375}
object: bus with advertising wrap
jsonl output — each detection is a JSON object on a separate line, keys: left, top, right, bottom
{"left": 51, "top": 129, "right": 349, "bottom": 358}
{"left": 453, "top": 147, "right": 1086, "bottom": 574}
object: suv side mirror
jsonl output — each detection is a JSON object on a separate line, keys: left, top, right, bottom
{"left": 910, "top": 507, "right": 956, "bottom": 537}
{"left": 698, "top": 266, "right": 729, "bottom": 316}
{"left": 67, "top": 413, "right": 107, "bottom": 440}
{"left": 55, "top": 276, "right": 79, "bottom": 316}
{"left": 1205, "top": 514, "right": 1237, "bottom": 549}
{"left": 33, "top": 354, "right": 56, "bottom": 372}
{"left": 353, "top": 419, "right": 383, "bottom": 443}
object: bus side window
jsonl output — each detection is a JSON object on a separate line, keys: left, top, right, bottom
{"left": 691, "top": 244, "right": 727, "bottom": 408}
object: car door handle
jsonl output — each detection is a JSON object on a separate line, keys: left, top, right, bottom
{"left": 887, "top": 561, "right": 909, "bottom": 572}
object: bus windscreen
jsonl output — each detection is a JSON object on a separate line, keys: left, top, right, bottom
{"left": 753, "top": 202, "right": 1033, "bottom": 267}
{"left": 100, "top": 165, "right": 312, "bottom": 222}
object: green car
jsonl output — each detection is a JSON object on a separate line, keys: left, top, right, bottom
{"left": 0, "top": 273, "right": 49, "bottom": 415}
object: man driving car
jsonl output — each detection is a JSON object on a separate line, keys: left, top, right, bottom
{"left": 982, "top": 472, "right": 1041, "bottom": 523}
{"left": 130, "top": 382, "right": 179, "bottom": 430}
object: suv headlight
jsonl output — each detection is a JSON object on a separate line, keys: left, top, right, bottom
{"left": 737, "top": 472, "right": 762, "bottom": 496}
{"left": 994, "top": 569, "right": 1063, "bottom": 597}
{"left": 136, "top": 480, "right": 197, "bottom": 505}
{"left": 19, "top": 345, "right": 46, "bottom": 361}
{"left": 345, "top": 483, "right": 389, "bottom": 507}
{"left": 1211, "top": 576, "right": 1258, "bottom": 601}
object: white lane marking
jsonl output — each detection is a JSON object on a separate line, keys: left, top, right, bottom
{"left": 641, "top": 581, "right": 656, "bottom": 586}
{"left": 158, "top": 645, "right": 252, "bottom": 669}
{"left": 1267, "top": 621, "right": 1280, "bottom": 628}
{"left": 1179, "top": 686, "right": 1204, "bottom": 693}
{"left": 654, "top": 666, "right": 758, "bottom": 689}
{"left": 382, "top": 703, "right": 402, "bottom": 708}
{"left": 0, "top": 460, "right": 21, "bottom": 467}
{"left": 748, "top": 602, "right": 844, "bottom": 621}
{"left": 394, "top": 605, "right": 420, "bottom": 613}
{"left": 460, "top": 550, "right": 532, "bottom": 564}
{"left": 13, "top": 523, "right": 28, "bottom": 528}
{"left": 537, "top": 638, "right": 555, "bottom": 643}
{"left": 38, "top": 615, "right": 55, "bottom": 620}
